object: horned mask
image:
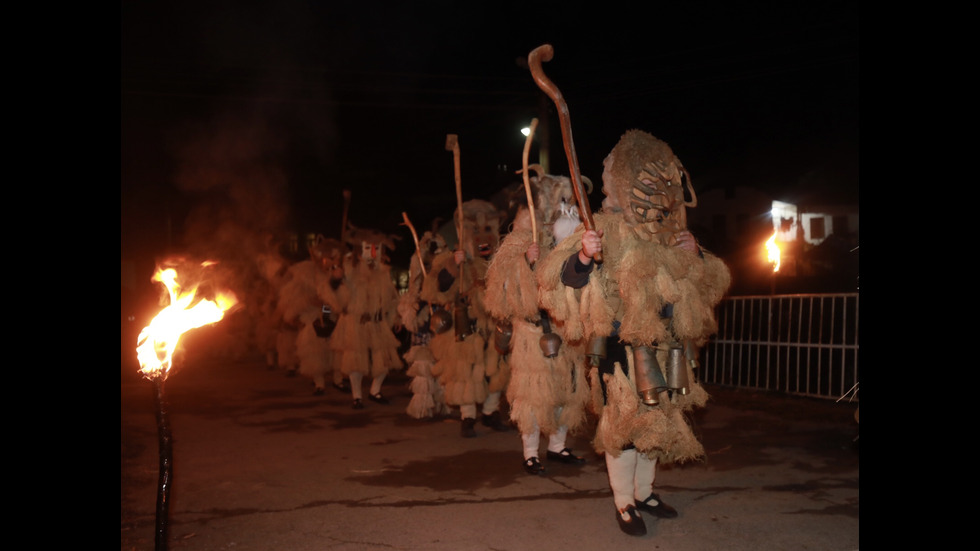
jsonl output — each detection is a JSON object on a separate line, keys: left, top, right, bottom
{"left": 343, "top": 224, "right": 399, "bottom": 267}
{"left": 308, "top": 235, "right": 345, "bottom": 273}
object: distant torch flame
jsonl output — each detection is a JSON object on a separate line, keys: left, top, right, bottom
{"left": 766, "top": 231, "right": 781, "bottom": 273}
{"left": 136, "top": 264, "right": 238, "bottom": 380}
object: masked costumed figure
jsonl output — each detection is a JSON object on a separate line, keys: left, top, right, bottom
{"left": 484, "top": 166, "right": 591, "bottom": 475}
{"left": 536, "top": 130, "right": 732, "bottom": 536}
{"left": 422, "top": 199, "right": 509, "bottom": 437}
{"left": 252, "top": 233, "right": 290, "bottom": 371}
{"left": 331, "top": 225, "right": 404, "bottom": 409}
{"left": 399, "top": 224, "right": 453, "bottom": 419}
{"left": 276, "top": 235, "right": 347, "bottom": 394}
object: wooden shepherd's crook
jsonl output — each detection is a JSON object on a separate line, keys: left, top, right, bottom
{"left": 445, "top": 133, "right": 469, "bottom": 292}
{"left": 445, "top": 134, "right": 464, "bottom": 246}
{"left": 527, "top": 43, "right": 602, "bottom": 263}
{"left": 521, "top": 118, "right": 539, "bottom": 246}
{"left": 401, "top": 211, "right": 427, "bottom": 278}
{"left": 341, "top": 189, "right": 351, "bottom": 243}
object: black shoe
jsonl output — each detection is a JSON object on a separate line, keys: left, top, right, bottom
{"left": 313, "top": 387, "right": 325, "bottom": 396}
{"left": 546, "top": 448, "right": 586, "bottom": 465}
{"left": 635, "top": 493, "right": 678, "bottom": 519}
{"left": 352, "top": 399, "right": 364, "bottom": 410}
{"left": 332, "top": 381, "right": 350, "bottom": 392}
{"left": 481, "top": 411, "right": 510, "bottom": 431}
{"left": 368, "top": 393, "right": 390, "bottom": 404}
{"left": 461, "top": 418, "right": 477, "bottom": 438}
{"left": 616, "top": 505, "right": 647, "bottom": 536}
{"left": 523, "top": 457, "right": 547, "bottom": 475}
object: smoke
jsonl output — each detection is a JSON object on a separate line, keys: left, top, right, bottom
{"left": 173, "top": 112, "right": 286, "bottom": 265}
{"left": 160, "top": 106, "right": 301, "bottom": 361}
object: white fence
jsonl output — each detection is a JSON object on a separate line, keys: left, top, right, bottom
{"left": 700, "top": 293, "right": 859, "bottom": 403}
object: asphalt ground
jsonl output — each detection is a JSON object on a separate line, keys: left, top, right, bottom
{"left": 121, "top": 351, "right": 859, "bottom": 551}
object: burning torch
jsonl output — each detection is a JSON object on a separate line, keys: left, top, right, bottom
{"left": 135, "top": 261, "right": 238, "bottom": 551}
{"left": 766, "top": 230, "right": 781, "bottom": 294}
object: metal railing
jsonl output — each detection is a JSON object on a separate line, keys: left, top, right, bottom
{"left": 700, "top": 293, "right": 859, "bottom": 403}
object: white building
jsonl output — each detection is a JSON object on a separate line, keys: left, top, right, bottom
{"left": 687, "top": 185, "right": 858, "bottom": 292}
{"left": 689, "top": 185, "right": 858, "bottom": 248}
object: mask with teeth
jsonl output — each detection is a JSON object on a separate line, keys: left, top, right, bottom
{"left": 455, "top": 199, "right": 504, "bottom": 260}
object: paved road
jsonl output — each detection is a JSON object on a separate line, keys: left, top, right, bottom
{"left": 121, "top": 353, "right": 859, "bottom": 551}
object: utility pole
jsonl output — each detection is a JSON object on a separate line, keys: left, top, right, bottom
{"left": 537, "top": 92, "right": 550, "bottom": 174}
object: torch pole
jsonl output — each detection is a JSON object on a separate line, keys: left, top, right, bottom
{"left": 153, "top": 376, "right": 173, "bottom": 551}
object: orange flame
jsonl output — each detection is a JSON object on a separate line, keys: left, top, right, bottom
{"left": 766, "top": 231, "right": 781, "bottom": 273}
{"left": 136, "top": 264, "right": 238, "bottom": 380}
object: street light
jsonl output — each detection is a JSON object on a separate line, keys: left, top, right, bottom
{"left": 520, "top": 124, "right": 549, "bottom": 173}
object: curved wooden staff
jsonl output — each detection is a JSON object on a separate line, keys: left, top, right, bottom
{"left": 445, "top": 133, "right": 470, "bottom": 293}
{"left": 527, "top": 43, "right": 601, "bottom": 262}
{"left": 401, "top": 211, "right": 427, "bottom": 278}
{"left": 521, "top": 118, "right": 539, "bottom": 245}
{"left": 341, "top": 189, "right": 351, "bottom": 243}
{"left": 445, "top": 134, "right": 464, "bottom": 247}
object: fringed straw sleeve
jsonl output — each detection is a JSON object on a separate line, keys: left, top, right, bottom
{"left": 535, "top": 225, "right": 586, "bottom": 341}
{"left": 484, "top": 228, "right": 539, "bottom": 321}
{"left": 534, "top": 213, "right": 626, "bottom": 342}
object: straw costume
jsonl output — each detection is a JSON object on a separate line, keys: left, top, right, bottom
{"left": 330, "top": 225, "right": 403, "bottom": 409}
{"left": 276, "top": 235, "right": 348, "bottom": 394}
{"left": 421, "top": 199, "right": 510, "bottom": 437}
{"left": 253, "top": 234, "right": 290, "bottom": 371}
{"left": 535, "top": 129, "right": 731, "bottom": 535}
{"left": 484, "top": 168, "right": 591, "bottom": 475}
{"left": 399, "top": 226, "right": 452, "bottom": 419}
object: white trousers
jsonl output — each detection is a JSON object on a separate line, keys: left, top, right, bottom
{"left": 349, "top": 371, "right": 387, "bottom": 400}
{"left": 460, "top": 390, "right": 503, "bottom": 420}
{"left": 520, "top": 410, "right": 570, "bottom": 459}
{"left": 605, "top": 448, "right": 658, "bottom": 511}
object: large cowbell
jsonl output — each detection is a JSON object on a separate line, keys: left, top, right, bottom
{"left": 454, "top": 295, "right": 474, "bottom": 341}
{"left": 665, "top": 344, "right": 690, "bottom": 395}
{"left": 538, "top": 311, "right": 561, "bottom": 358}
{"left": 314, "top": 305, "right": 338, "bottom": 338}
{"left": 494, "top": 320, "right": 513, "bottom": 355}
{"left": 632, "top": 345, "right": 668, "bottom": 406}
{"left": 430, "top": 305, "right": 453, "bottom": 334}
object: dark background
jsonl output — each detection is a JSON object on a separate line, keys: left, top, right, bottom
{"left": 121, "top": 0, "right": 858, "bottom": 299}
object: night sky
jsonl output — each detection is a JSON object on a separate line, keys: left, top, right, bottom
{"left": 121, "top": 1, "right": 858, "bottom": 281}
